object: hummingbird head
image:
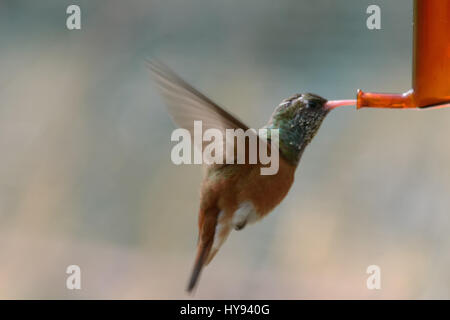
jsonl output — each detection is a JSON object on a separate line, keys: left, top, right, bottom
{"left": 268, "top": 93, "right": 329, "bottom": 127}
{"left": 265, "top": 93, "right": 330, "bottom": 165}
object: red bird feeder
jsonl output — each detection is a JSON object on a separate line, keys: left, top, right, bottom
{"left": 357, "top": 0, "right": 450, "bottom": 109}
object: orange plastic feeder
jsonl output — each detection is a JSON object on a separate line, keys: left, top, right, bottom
{"left": 357, "top": 0, "right": 450, "bottom": 109}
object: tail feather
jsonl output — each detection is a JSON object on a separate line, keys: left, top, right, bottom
{"left": 187, "top": 241, "right": 213, "bottom": 293}
{"left": 186, "top": 208, "right": 219, "bottom": 293}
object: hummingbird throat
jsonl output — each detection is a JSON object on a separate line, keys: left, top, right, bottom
{"left": 264, "top": 107, "right": 329, "bottom": 165}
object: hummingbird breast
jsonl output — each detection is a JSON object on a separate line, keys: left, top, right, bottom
{"left": 203, "top": 158, "right": 296, "bottom": 217}
{"left": 199, "top": 158, "right": 297, "bottom": 262}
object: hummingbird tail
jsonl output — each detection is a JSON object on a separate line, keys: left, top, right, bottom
{"left": 186, "top": 208, "right": 219, "bottom": 293}
{"left": 187, "top": 240, "right": 213, "bottom": 293}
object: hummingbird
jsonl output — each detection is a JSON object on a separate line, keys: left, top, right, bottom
{"left": 148, "top": 61, "right": 347, "bottom": 293}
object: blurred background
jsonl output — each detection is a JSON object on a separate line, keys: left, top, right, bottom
{"left": 0, "top": 0, "right": 449, "bottom": 299}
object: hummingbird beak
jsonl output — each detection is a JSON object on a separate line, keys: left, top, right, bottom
{"left": 324, "top": 99, "right": 356, "bottom": 110}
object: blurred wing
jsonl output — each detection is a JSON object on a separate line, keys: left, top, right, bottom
{"left": 148, "top": 60, "right": 249, "bottom": 135}
{"left": 148, "top": 60, "right": 272, "bottom": 169}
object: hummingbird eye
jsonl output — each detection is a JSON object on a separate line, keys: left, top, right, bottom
{"left": 306, "top": 101, "right": 318, "bottom": 109}
{"left": 302, "top": 93, "right": 327, "bottom": 109}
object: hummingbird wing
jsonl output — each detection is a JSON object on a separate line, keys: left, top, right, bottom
{"left": 148, "top": 60, "right": 249, "bottom": 132}
{"left": 148, "top": 60, "right": 255, "bottom": 158}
